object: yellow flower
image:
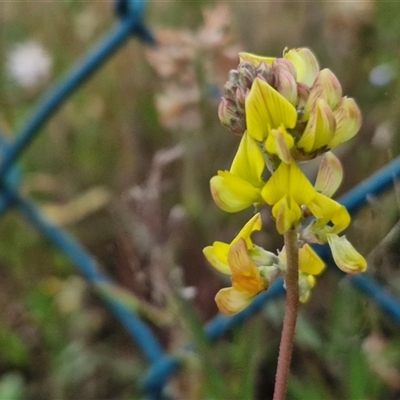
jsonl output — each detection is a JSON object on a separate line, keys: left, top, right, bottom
{"left": 215, "top": 238, "right": 266, "bottom": 315}
{"left": 279, "top": 243, "right": 326, "bottom": 302}
{"left": 245, "top": 78, "right": 297, "bottom": 143}
{"left": 203, "top": 213, "right": 262, "bottom": 275}
{"left": 301, "top": 152, "right": 367, "bottom": 274}
{"left": 303, "top": 152, "right": 350, "bottom": 241}
{"left": 298, "top": 243, "right": 326, "bottom": 276}
{"left": 261, "top": 162, "right": 317, "bottom": 234}
{"left": 210, "top": 132, "right": 265, "bottom": 213}
{"left": 327, "top": 234, "right": 367, "bottom": 274}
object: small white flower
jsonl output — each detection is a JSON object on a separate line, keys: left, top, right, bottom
{"left": 7, "top": 40, "right": 52, "bottom": 89}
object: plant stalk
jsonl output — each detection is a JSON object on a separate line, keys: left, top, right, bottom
{"left": 273, "top": 229, "right": 299, "bottom": 400}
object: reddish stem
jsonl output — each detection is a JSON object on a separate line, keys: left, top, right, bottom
{"left": 273, "top": 229, "right": 299, "bottom": 400}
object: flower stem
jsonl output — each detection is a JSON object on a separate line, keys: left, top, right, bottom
{"left": 273, "top": 229, "right": 299, "bottom": 400}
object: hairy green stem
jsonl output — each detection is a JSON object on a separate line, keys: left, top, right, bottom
{"left": 273, "top": 229, "right": 299, "bottom": 400}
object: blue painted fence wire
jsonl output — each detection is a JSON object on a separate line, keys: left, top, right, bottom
{"left": 1, "top": 1, "right": 400, "bottom": 399}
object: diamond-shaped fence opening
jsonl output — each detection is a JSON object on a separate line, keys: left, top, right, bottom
{"left": 2, "top": 2, "right": 400, "bottom": 400}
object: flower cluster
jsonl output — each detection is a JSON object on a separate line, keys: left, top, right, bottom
{"left": 204, "top": 48, "right": 367, "bottom": 315}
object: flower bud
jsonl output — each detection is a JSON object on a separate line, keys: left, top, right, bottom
{"left": 329, "top": 97, "right": 362, "bottom": 148}
{"left": 273, "top": 57, "right": 297, "bottom": 78}
{"left": 314, "top": 151, "right": 343, "bottom": 197}
{"left": 235, "top": 86, "right": 247, "bottom": 112}
{"left": 297, "top": 98, "right": 336, "bottom": 153}
{"left": 256, "top": 61, "right": 273, "bottom": 84}
{"left": 227, "top": 69, "right": 240, "bottom": 85}
{"left": 218, "top": 97, "right": 238, "bottom": 127}
{"left": 223, "top": 80, "right": 238, "bottom": 101}
{"left": 238, "top": 62, "right": 258, "bottom": 90}
{"left": 303, "top": 69, "right": 342, "bottom": 120}
{"left": 297, "top": 82, "right": 310, "bottom": 111}
{"left": 284, "top": 48, "right": 320, "bottom": 87}
{"left": 275, "top": 68, "right": 298, "bottom": 106}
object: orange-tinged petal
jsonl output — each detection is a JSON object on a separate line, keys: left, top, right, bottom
{"left": 203, "top": 243, "right": 231, "bottom": 275}
{"left": 314, "top": 152, "right": 343, "bottom": 197}
{"left": 299, "top": 244, "right": 326, "bottom": 275}
{"left": 284, "top": 48, "right": 320, "bottom": 87}
{"left": 265, "top": 125, "right": 294, "bottom": 163}
{"left": 262, "top": 162, "right": 316, "bottom": 207}
{"left": 329, "top": 97, "right": 362, "bottom": 148}
{"left": 215, "top": 286, "right": 256, "bottom": 315}
{"left": 203, "top": 214, "right": 262, "bottom": 275}
{"left": 239, "top": 52, "right": 275, "bottom": 66}
{"left": 246, "top": 78, "right": 297, "bottom": 141}
{"left": 228, "top": 239, "right": 264, "bottom": 293}
{"left": 230, "top": 132, "right": 265, "bottom": 187}
{"left": 297, "top": 98, "right": 336, "bottom": 152}
{"left": 327, "top": 234, "right": 367, "bottom": 274}
{"left": 210, "top": 172, "right": 262, "bottom": 213}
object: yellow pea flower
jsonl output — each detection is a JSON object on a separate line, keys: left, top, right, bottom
{"left": 245, "top": 78, "right": 297, "bottom": 143}
{"left": 280, "top": 243, "right": 326, "bottom": 302}
{"left": 261, "top": 162, "right": 317, "bottom": 234}
{"left": 300, "top": 152, "right": 367, "bottom": 274}
{"left": 203, "top": 213, "right": 262, "bottom": 275}
{"left": 215, "top": 238, "right": 267, "bottom": 315}
{"left": 210, "top": 132, "right": 265, "bottom": 213}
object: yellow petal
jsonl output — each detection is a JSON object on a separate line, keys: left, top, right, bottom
{"left": 299, "top": 244, "right": 326, "bottom": 275}
{"left": 246, "top": 78, "right": 297, "bottom": 141}
{"left": 265, "top": 125, "right": 294, "bottom": 163}
{"left": 203, "top": 214, "right": 262, "bottom": 275}
{"left": 203, "top": 243, "right": 231, "bottom": 275}
{"left": 314, "top": 151, "right": 343, "bottom": 197}
{"left": 272, "top": 195, "right": 303, "bottom": 234}
{"left": 215, "top": 286, "right": 256, "bottom": 315}
{"left": 329, "top": 97, "right": 362, "bottom": 148}
{"left": 284, "top": 48, "right": 320, "bottom": 87}
{"left": 303, "top": 69, "right": 342, "bottom": 121}
{"left": 230, "top": 132, "right": 265, "bottom": 187}
{"left": 231, "top": 213, "right": 262, "bottom": 248}
{"left": 210, "top": 172, "right": 262, "bottom": 213}
{"left": 297, "top": 98, "right": 336, "bottom": 153}
{"left": 307, "top": 193, "right": 350, "bottom": 235}
{"left": 327, "top": 234, "right": 367, "bottom": 274}
{"left": 299, "top": 274, "right": 316, "bottom": 303}
{"left": 239, "top": 52, "right": 275, "bottom": 66}
{"left": 228, "top": 239, "right": 264, "bottom": 293}
{"left": 262, "top": 162, "right": 316, "bottom": 207}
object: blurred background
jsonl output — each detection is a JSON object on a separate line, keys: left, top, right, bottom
{"left": 1, "top": 1, "right": 400, "bottom": 399}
